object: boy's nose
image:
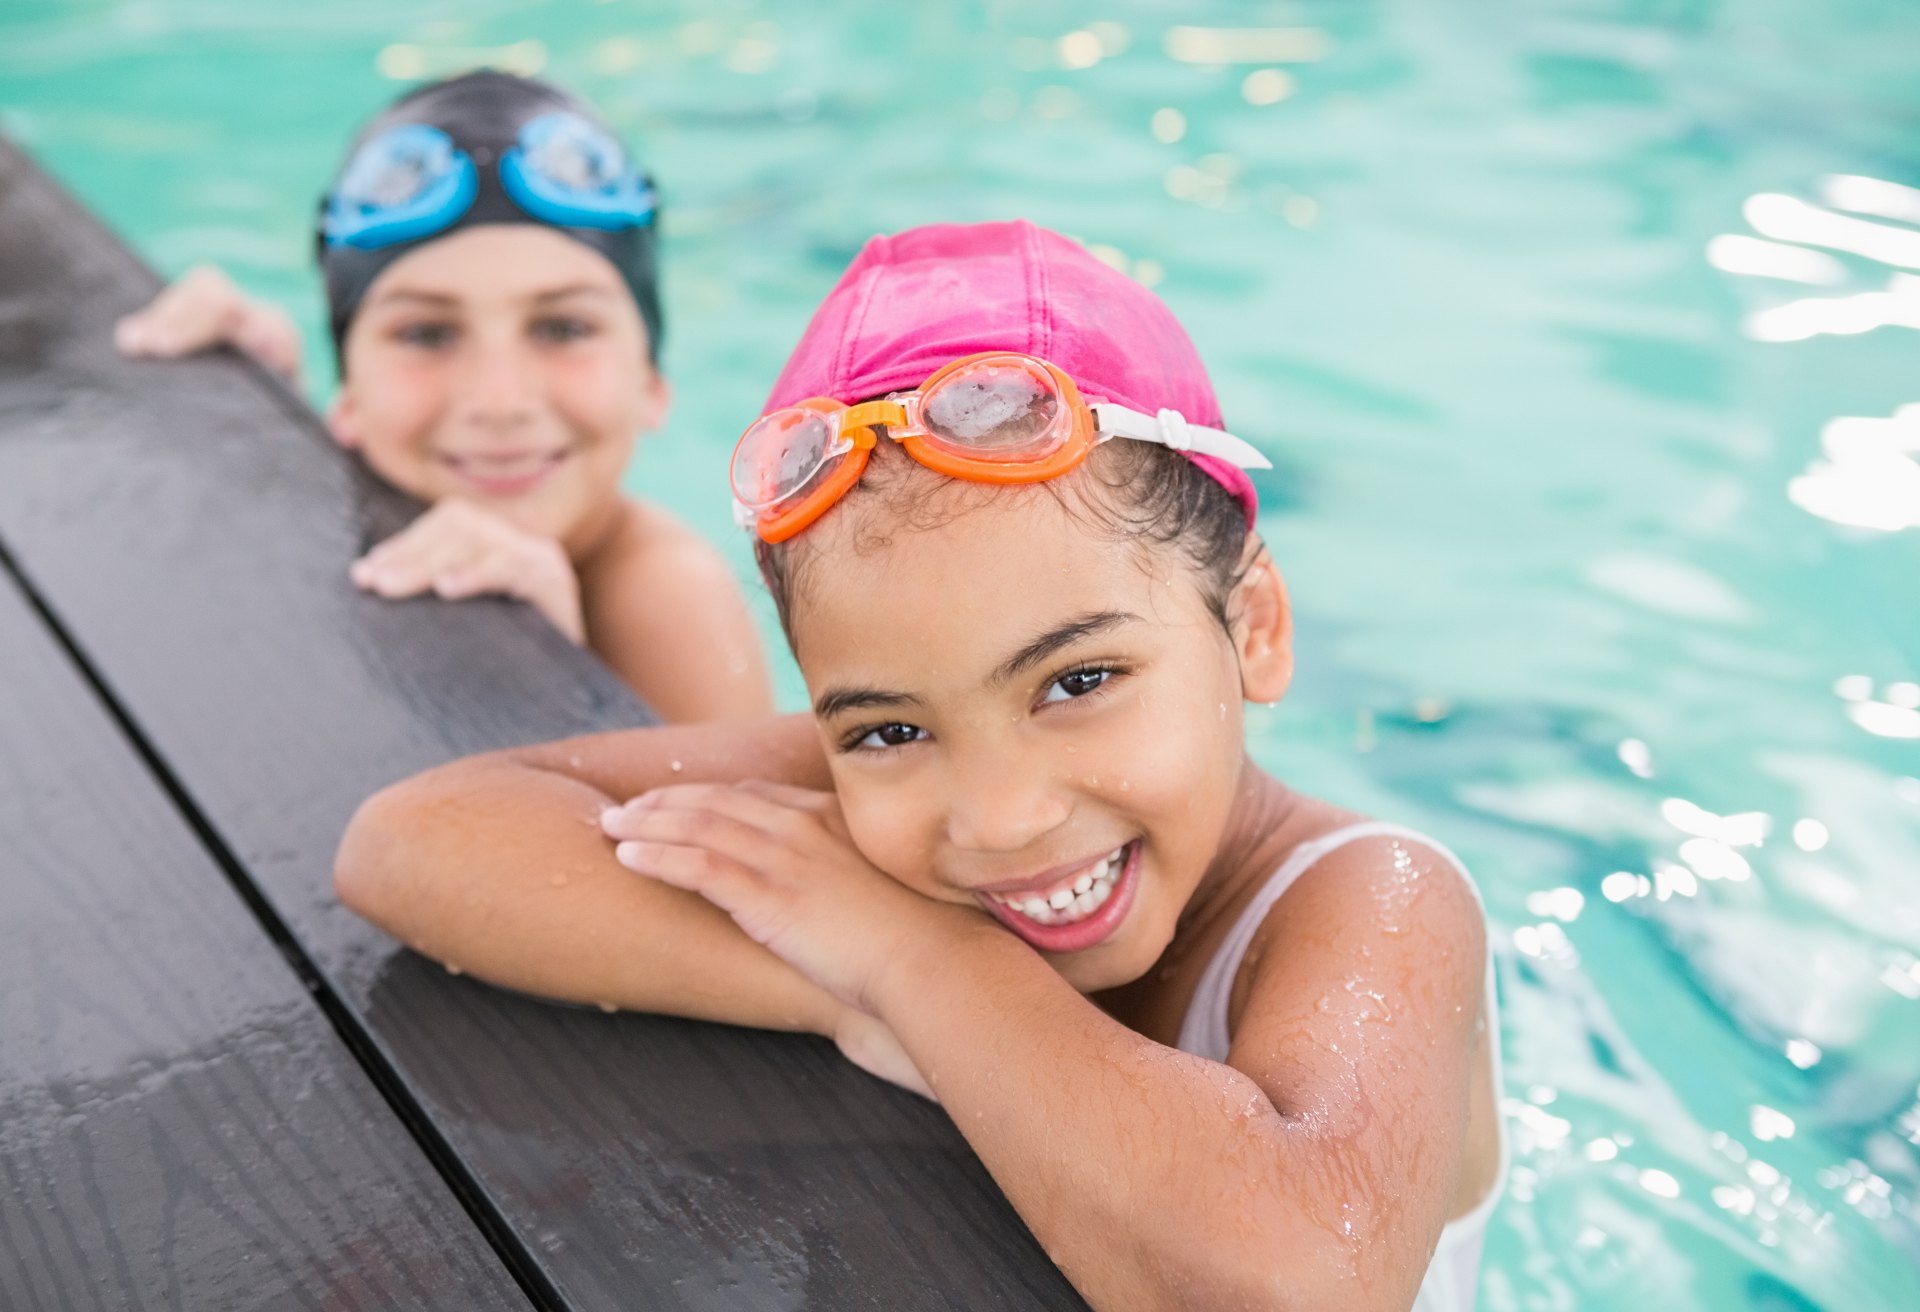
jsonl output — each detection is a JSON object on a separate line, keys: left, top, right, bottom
{"left": 941, "top": 747, "right": 1072, "bottom": 854}
{"left": 458, "top": 336, "right": 541, "bottom": 426}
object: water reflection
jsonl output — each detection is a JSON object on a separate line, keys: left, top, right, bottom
{"left": 1787, "top": 408, "right": 1920, "bottom": 532}
{"left": 1705, "top": 234, "right": 1845, "bottom": 285}
{"left": 1711, "top": 175, "right": 1920, "bottom": 344}
{"left": 1746, "top": 278, "right": 1920, "bottom": 343}
{"left": 1162, "top": 25, "right": 1330, "bottom": 64}
{"left": 1743, "top": 193, "right": 1920, "bottom": 269}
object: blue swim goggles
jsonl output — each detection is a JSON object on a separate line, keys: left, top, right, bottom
{"left": 320, "top": 112, "right": 656, "bottom": 251}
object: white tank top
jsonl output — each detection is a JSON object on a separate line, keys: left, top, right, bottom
{"left": 1174, "top": 822, "right": 1506, "bottom": 1312}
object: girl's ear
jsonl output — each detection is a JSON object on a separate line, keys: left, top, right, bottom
{"left": 1230, "top": 536, "right": 1293, "bottom": 705}
{"left": 326, "top": 387, "right": 362, "bottom": 450}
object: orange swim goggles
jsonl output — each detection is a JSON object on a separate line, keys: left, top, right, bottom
{"left": 730, "top": 352, "right": 1271, "bottom": 543}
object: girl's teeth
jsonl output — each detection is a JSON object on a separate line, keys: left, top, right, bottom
{"left": 994, "top": 845, "right": 1129, "bottom": 926}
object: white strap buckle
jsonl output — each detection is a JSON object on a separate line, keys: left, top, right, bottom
{"left": 1091, "top": 403, "right": 1273, "bottom": 470}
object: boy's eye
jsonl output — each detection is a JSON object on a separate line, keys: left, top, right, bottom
{"left": 532, "top": 316, "right": 596, "bottom": 344}
{"left": 851, "top": 722, "right": 927, "bottom": 751}
{"left": 394, "top": 322, "right": 456, "bottom": 349}
{"left": 1042, "top": 667, "right": 1112, "bottom": 704}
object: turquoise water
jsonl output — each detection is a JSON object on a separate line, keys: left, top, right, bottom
{"left": 4, "top": 1, "right": 1917, "bottom": 1306}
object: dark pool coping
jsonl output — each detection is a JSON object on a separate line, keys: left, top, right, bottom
{"left": 0, "top": 134, "right": 1082, "bottom": 1312}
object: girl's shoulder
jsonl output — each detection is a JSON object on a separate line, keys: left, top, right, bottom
{"left": 1191, "top": 799, "right": 1487, "bottom": 1062}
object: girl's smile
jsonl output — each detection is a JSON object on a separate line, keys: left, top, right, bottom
{"left": 976, "top": 839, "right": 1140, "bottom": 953}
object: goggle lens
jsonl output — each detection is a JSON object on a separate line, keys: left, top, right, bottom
{"left": 502, "top": 112, "right": 656, "bottom": 231}
{"left": 919, "top": 355, "right": 1071, "bottom": 461}
{"left": 323, "top": 124, "right": 476, "bottom": 250}
{"left": 732, "top": 409, "right": 842, "bottom": 510}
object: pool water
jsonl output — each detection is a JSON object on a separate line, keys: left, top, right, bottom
{"left": 5, "top": 1, "right": 1916, "bottom": 1306}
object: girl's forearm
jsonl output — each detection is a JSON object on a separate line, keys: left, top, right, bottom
{"left": 868, "top": 929, "right": 1424, "bottom": 1312}
{"left": 334, "top": 718, "right": 845, "bottom": 1035}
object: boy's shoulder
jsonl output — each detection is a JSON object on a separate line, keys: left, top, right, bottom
{"left": 585, "top": 497, "right": 736, "bottom": 587}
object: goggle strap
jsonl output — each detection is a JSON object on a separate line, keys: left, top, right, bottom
{"left": 1092, "top": 404, "right": 1273, "bottom": 471}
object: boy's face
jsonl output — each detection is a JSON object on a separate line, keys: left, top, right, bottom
{"left": 329, "top": 225, "right": 667, "bottom": 550}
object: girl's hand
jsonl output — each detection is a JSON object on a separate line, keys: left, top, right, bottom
{"left": 350, "top": 498, "right": 585, "bottom": 642}
{"left": 114, "top": 264, "right": 303, "bottom": 384}
{"left": 600, "top": 780, "right": 987, "bottom": 1015}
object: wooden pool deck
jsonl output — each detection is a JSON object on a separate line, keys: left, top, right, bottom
{"left": 0, "top": 137, "right": 1082, "bottom": 1311}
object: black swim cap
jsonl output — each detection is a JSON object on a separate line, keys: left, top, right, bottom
{"left": 317, "top": 70, "right": 663, "bottom": 367}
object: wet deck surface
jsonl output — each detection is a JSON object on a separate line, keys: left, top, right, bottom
{"left": 0, "top": 136, "right": 1083, "bottom": 1311}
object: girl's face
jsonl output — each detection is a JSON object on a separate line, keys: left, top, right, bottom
{"left": 793, "top": 483, "right": 1292, "bottom": 993}
{"left": 329, "top": 225, "right": 668, "bottom": 552}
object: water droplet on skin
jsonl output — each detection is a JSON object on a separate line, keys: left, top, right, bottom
{"left": 444, "top": 962, "right": 463, "bottom": 976}
{"left": 550, "top": 872, "right": 569, "bottom": 887}
{"left": 670, "top": 759, "right": 684, "bottom": 772}
{"left": 568, "top": 754, "right": 583, "bottom": 768}
{"left": 1120, "top": 778, "right": 1130, "bottom": 790}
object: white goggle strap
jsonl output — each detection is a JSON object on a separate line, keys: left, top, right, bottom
{"left": 731, "top": 498, "right": 759, "bottom": 530}
{"left": 1090, "top": 404, "right": 1273, "bottom": 471}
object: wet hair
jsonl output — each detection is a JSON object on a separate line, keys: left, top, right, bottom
{"left": 754, "top": 437, "right": 1256, "bottom": 653}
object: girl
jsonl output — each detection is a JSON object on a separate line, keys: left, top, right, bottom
{"left": 116, "top": 71, "right": 771, "bottom": 722}
{"left": 336, "top": 220, "right": 1505, "bottom": 1310}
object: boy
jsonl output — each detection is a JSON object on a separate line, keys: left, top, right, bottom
{"left": 116, "top": 71, "right": 771, "bottom": 723}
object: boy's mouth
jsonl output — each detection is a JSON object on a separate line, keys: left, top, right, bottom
{"left": 437, "top": 447, "right": 571, "bottom": 497}
{"left": 977, "top": 841, "right": 1140, "bottom": 954}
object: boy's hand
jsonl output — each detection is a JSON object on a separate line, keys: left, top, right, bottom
{"left": 114, "top": 264, "right": 303, "bottom": 384}
{"left": 350, "top": 498, "right": 585, "bottom": 642}
{"left": 600, "top": 780, "right": 992, "bottom": 1017}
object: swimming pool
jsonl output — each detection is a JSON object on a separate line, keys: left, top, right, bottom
{"left": 3, "top": 1, "right": 1914, "bottom": 1305}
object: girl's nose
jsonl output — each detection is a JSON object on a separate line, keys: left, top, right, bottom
{"left": 941, "top": 745, "right": 1072, "bottom": 853}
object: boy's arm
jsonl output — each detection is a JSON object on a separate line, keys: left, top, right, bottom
{"left": 334, "top": 713, "right": 841, "bottom": 1033}
{"left": 114, "top": 264, "right": 304, "bottom": 384}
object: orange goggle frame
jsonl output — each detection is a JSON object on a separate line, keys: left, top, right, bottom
{"left": 734, "top": 353, "right": 1115, "bottom": 543}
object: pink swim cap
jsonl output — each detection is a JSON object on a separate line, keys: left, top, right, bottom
{"left": 764, "top": 220, "right": 1258, "bottom": 525}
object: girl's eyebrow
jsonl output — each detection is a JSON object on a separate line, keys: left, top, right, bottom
{"left": 812, "top": 687, "right": 925, "bottom": 720}
{"left": 990, "top": 610, "right": 1138, "bottom": 686}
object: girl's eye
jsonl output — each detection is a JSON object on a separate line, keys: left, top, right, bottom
{"left": 849, "top": 722, "right": 927, "bottom": 751}
{"left": 1042, "top": 667, "right": 1113, "bottom": 704}
{"left": 394, "top": 322, "right": 456, "bottom": 349}
{"left": 532, "top": 316, "right": 596, "bottom": 344}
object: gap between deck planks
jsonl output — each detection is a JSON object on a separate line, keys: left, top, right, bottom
{"left": 0, "top": 562, "right": 531, "bottom": 1311}
{"left": 0, "top": 136, "right": 1086, "bottom": 1310}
